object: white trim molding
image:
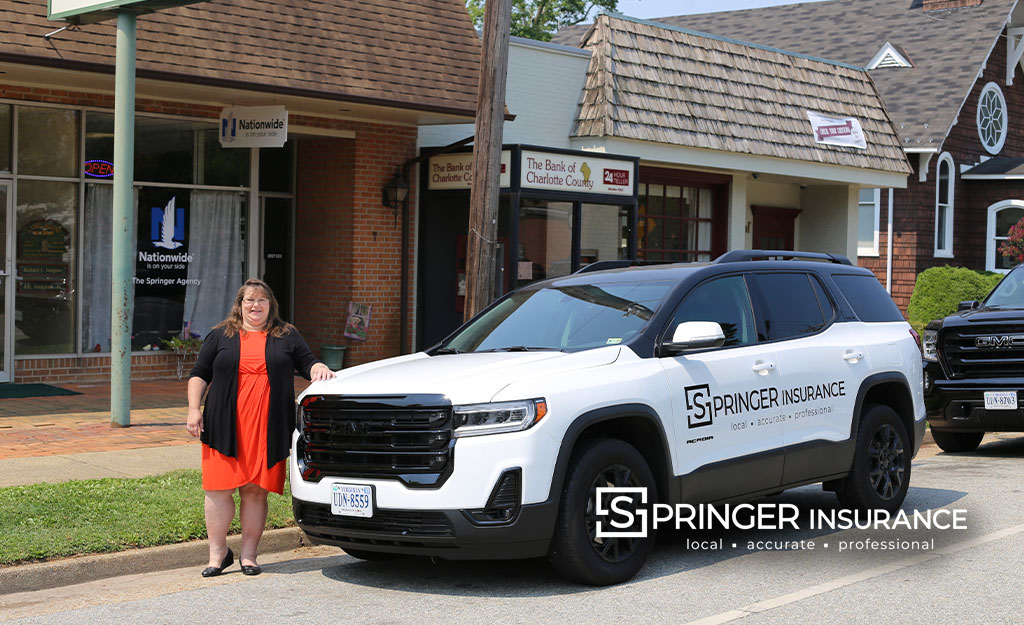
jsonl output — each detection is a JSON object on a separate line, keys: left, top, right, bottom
{"left": 986, "top": 199, "right": 1024, "bottom": 272}
{"left": 934, "top": 152, "right": 955, "bottom": 258}
{"left": 1008, "top": 27, "right": 1024, "bottom": 86}
{"left": 867, "top": 42, "right": 912, "bottom": 70}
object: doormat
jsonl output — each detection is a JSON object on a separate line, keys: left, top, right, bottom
{"left": 0, "top": 383, "right": 83, "bottom": 399}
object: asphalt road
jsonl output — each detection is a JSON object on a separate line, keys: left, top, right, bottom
{"left": 4, "top": 435, "right": 1024, "bottom": 625}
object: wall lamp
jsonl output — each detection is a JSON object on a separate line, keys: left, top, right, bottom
{"left": 382, "top": 169, "right": 409, "bottom": 224}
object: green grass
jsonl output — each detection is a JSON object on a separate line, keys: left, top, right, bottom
{"left": 0, "top": 469, "right": 295, "bottom": 566}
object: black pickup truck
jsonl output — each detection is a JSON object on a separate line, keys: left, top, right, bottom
{"left": 923, "top": 264, "right": 1024, "bottom": 452}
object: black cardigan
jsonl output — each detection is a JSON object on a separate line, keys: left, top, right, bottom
{"left": 189, "top": 326, "right": 321, "bottom": 468}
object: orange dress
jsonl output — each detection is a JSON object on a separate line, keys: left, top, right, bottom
{"left": 202, "top": 331, "right": 286, "bottom": 494}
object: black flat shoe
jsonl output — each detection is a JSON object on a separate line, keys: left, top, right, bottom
{"left": 201, "top": 549, "right": 234, "bottom": 577}
{"left": 240, "top": 563, "right": 262, "bottom": 576}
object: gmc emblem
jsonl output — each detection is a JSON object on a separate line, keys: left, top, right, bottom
{"left": 975, "top": 335, "right": 1024, "bottom": 349}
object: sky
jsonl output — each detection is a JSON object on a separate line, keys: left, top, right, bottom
{"left": 612, "top": 0, "right": 828, "bottom": 19}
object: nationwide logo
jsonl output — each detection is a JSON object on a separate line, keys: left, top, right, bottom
{"left": 975, "top": 335, "right": 1024, "bottom": 349}
{"left": 221, "top": 112, "right": 237, "bottom": 144}
{"left": 151, "top": 197, "right": 185, "bottom": 250}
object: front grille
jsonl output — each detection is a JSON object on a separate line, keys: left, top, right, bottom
{"left": 940, "top": 324, "right": 1024, "bottom": 378}
{"left": 944, "top": 401, "right": 1024, "bottom": 428}
{"left": 295, "top": 502, "right": 455, "bottom": 538}
{"left": 300, "top": 395, "right": 453, "bottom": 483}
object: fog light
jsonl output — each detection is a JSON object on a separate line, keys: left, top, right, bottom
{"left": 465, "top": 468, "right": 521, "bottom": 524}
{"left": 923, "top": 370, "right": 932, "bottom": 394}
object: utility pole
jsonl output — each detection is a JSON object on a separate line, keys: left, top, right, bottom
{"left": 464, "top": 0, "right": 511, "bottom": 322}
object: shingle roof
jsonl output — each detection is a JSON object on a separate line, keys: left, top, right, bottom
{"left": 569, "top": 0, "right": 1016, "bottom": 149}
{"left": 0, "top": 0, "right": 482, "bottom": 116}
{"left": 572, "top": 14, "right": 911, "bottom": 174}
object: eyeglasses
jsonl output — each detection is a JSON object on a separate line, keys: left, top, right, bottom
{"left": 242, "top": 298, "right": 270, "bottom": 307}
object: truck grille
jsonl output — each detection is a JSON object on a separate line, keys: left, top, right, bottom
{"left": 940, "top": 324, "right": 1024, "bottom": 378}
{"left": 299, "top": 395, "right": 453, "bottom": 486}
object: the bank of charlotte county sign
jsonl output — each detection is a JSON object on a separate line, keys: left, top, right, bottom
{"left": 48, "top": 0, "right": 203, "bottom": 23}
{"left": 219, "top": 106, "right": 288, "bottom": 149}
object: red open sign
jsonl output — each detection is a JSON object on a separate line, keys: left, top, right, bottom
{"left": 84, "top": 160, "right": 114, "bottom": 178}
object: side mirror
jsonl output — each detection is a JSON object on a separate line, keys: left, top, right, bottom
{"left": 662, "top": 321, "right": 726, "bottom": 355}
{"left": 957, "top": 300, "right": 980, "bottom": 311}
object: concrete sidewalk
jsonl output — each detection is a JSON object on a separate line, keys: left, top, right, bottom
{"left": 0, "top": 377, "right": 315, "bottom": 595}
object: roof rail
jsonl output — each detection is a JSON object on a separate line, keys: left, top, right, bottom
{"left": 713, "top": 250, "right": 853, "bottom": 265}
{"left": 574, "top": 259, "right": 681, "bottom": 274}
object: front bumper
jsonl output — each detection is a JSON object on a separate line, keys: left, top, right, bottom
{"left": 292, "top": 498, "right": 557, "bottom": 560}
{"left": 924, "top": 363, "right": 1024, "bottom": 432}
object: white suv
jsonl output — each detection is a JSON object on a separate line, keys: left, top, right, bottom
{"left": 290, "top": 251, "right": 925, "bottom": 585}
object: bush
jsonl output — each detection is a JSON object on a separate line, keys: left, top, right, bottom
{"left": 907, "top": 266, "right": 1003, "bottom": 333}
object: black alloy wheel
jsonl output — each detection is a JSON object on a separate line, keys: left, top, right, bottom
{"left": 549, "top": 438, "right": 657, "bottom": 586}
{"left": 837, "top": 404, "right": 912, "bottom": 513}
{"left": 585, "top": 463, "right": 645, "bottom": 564}
{"left": 867, "top": 423, "right": 906, "bottom": 501}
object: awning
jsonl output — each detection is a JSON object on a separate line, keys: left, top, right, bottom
{"left": 961, "top": 157, "right": 1024, "bottom": 180}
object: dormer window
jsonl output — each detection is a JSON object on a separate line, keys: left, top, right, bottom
{"left": 867, "top": 43, "right": 912, "bottom": 70}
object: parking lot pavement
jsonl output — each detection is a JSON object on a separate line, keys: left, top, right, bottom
{"left": 3, "top": 434, "right": 1022, "bottom": 625}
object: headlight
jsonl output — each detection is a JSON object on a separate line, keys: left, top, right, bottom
{"left": 452, "top": 399, "right": 548, "bottom": 438}
{"left": 922, "top": 329, "right": 938, "bottom": 362}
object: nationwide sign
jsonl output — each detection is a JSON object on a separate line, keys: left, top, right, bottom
{"left": 806, "top": 111, "right": 867, "bottom": 150}
{"left": 520, "top": 150, "right": 635, "bottom": 196}
{"left": 48, "top": 0, "right": 203, "bottom": 22}
{"left": 218, "top": 106, "right": 288, "bottom": 148}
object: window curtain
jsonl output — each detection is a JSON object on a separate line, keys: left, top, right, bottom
{"left": 183, "top": 191, "right": 243, "bottom": 338}
{"left": 81, "top": 185, "right": 137, "bottom": 352}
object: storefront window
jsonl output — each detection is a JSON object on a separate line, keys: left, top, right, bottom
{"left": 81, "top": 183, "right": 117, "bottom": 352}
{"left": 0, "top": 104, "right": 11, "bottom": 173}
{"left": 198, "top": 129, "right": 248, "bottom": 187}
{"left": 15, "top": 180, "right": 77, "bottom": 354}
{"left": 260, "top": 141, "right": 293, "bottom": 193}
{"left": 518, "top": 199, "right": 573, "bottom": 284}
{"left": 580, "top": 203, "right": 629, "bottom": 266}
{"left": 17, "top": 107, "right": 79, "bottom": 178}
{"left": 131, "top": 187, "right": 244, "bottom": 349}
{"left": 134, "top": 117, "right": 194, "bottom": 184}
{"left": 84, "top": 112, "right": 114, "bottom": 178}
{"left": 638, "top": 183, "right": 713, "bottom": 261}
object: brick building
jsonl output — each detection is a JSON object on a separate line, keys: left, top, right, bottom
{"left": 0, "top": 0, "right": 480, "bottom": 383}
{"left": 638, "top": 0, "right": 1024, "bottom": 311}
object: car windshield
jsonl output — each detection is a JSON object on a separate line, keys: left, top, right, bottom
{"left": 440, "top": 280, "right": 675, "bottom": 353}
{"left": 985, "top": 268, "right": 1024, "bottom": 309}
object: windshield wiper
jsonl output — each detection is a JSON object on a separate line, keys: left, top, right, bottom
{"left": 434, "top": 347, "right": 464, "bottom": 354}
{"left": 482, "top": 346, "right": 560, "bottom": 352}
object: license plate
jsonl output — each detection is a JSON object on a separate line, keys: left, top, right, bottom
{"left": 330, "top": 483, "right": 374, "bottom": 518}
{"left": 984, "top": 391, "right": 1018, "bottom": 410}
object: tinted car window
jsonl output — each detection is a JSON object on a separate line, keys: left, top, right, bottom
{"left": 831, "top": 273, "right": 904, "bottom": 322}
{"left": 444, "top": 281, "right": 674, "bottom": 352}
{"left": 757, "top": 273, "right": 828, "bottom": 340}
{"left": 983, "top": 266, "right": 1024, "bottom": 309}
{"left": 670, "top": 275, "right": 757, "bottom": 347}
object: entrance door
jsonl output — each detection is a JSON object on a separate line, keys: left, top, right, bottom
{"left": 0, "top": 181, "right": 11, "bottom": 381}
{"left": 260, "top": 196, "right": 293, "bottom": 322}
{"left": 751, "top": 206, "right": 801, "bottom": 250}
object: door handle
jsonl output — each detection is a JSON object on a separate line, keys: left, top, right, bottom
{"left": 752, "top": 361, "right": 776, "bottom": 375}
{"left": 843, "top": 351, "right": 864, "bottom": 363}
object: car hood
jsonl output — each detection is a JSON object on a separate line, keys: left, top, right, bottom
{"left": 938, "top": 306, "right": 1024, "bottom": 327}
{"left": 299, "top": 347, "right": 622, "bottom": 405}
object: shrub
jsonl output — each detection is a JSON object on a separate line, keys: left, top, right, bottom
{"left": 907, "top": 266, "right": 1003, "bottom": 333}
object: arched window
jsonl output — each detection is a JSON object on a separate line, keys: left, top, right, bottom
{"left": 987, "top": 200, "right": 1024, "bottom": 272}
{"left": 934, "top": 153, "right": 954, "bottom": 257}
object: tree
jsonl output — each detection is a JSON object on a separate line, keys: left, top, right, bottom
{"left": 466, "top": 0, "right": 618, "bottom": 41}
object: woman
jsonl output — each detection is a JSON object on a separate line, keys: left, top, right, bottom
{"left": 185, "top": 278, "right": 334, "bottom": 577}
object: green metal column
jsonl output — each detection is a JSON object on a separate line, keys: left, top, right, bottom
{"left": 110, "top": 10, "right": 136, "bottom": 427}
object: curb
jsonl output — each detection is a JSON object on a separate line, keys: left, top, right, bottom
{"left": 0, "top": 527, "right": 306, "bottom": 596}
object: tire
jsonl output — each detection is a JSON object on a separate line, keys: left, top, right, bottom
{"left": 548, "top": 438, "right": 657, "bottom": 586}
{"left": 930, "top": 429, "right": 983, "bottom": 453}
{"left": 343, "top": 548, "right": 404, "bottom": 561}
{"left": 836, "top": 404, "right": 911, "bottom": 513}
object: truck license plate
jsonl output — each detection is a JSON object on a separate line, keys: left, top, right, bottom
{"left": 331, "top": 483, "right": 374, "bottom": 518}
{"left": 984, "top": 391, "right": 1017, "bottom": 410}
